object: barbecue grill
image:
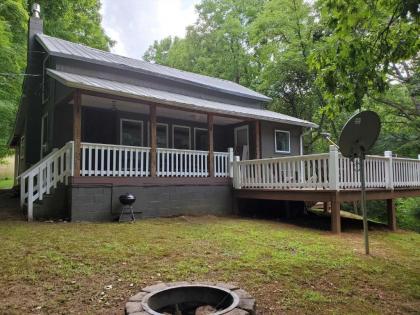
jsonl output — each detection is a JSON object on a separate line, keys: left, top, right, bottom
{"left": 119, "top": 193, "right": 136, "bottom": 222}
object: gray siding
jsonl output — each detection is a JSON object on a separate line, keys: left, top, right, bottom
{"left": 261, "top": 121, "right": 303, "bottom": 158}
{"left": 80, "top": 107, "right": 232, "bottom": 152}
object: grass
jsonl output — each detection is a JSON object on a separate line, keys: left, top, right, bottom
{"left": 0, "top": 178, "right": 13, "bottom": 189}
{"left": 0, "top": 216, "right": 419, "bottom": 314}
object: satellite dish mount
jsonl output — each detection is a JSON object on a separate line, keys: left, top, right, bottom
{"left": 338, "top": 111, "right": 381, "bottom": 255}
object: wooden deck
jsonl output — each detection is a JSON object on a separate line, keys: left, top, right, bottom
{"left": 234, "top": 187, "right": 420, "bottom": 233}
{"left": 232, "top": 146, "right": 420, "bottom": 233}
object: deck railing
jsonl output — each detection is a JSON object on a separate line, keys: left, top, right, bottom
{"left": 19, "top": 141, "right": 74, "bottom": 220}
{"left": 80, "top": 143, "right": 234, "bottom": 178}
{"left": 81, "top": 142, "right": 150, "bottom": 177}
{"left": 234, "top": 145, "right": 420, "bottom": 190}
{"left": 157, "top": 148, "right": 208, "bottom": 177}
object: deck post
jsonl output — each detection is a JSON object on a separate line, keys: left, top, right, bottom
{"left": 150, "top": 104, "right": 157, "bottom": 177}
{"left": 328, "top": 145, "right": 340, "bottom": 190}
{"left": 208, "top": 113, "right": 214, "bottom": 177}
{"left": 73, "top": 90, "right": 81, "bottom": 176}
{"left": 228, "top": 147, "right": 234, "bottom": 178}
{"left": 331, "top": 194, "right": 341, "bottom": 234}
{"left": 233, "top": 156, "right": 240, "bottom": 188}
{"left": 255, "top": 120, "right": 261, "bottom": 159}
{"left": 384, "top": 151, "right": 393, "bottom": 189}
{"left": 387, "top": 199, "right": 397, "bottom": 231}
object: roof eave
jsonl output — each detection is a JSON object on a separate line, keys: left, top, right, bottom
{"left": 47, "top": 69, "right": 317, "bottom": 129}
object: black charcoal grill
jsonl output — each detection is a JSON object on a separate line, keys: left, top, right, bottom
{"left": 119, "top": 193, "right": 136, "bottom": 222}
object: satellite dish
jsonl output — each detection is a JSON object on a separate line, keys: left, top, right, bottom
{"left": 338, "top": 110, "right": 381, "bottom": 255}
{"left": 339, "top": 111, "right": 381, "bottom": 159}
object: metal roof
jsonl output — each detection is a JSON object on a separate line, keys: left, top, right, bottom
{"left": 36, "top": 34, "right": 271, "bottom": 102}
{"left": 47, "top": 69, "right": 317, "bottom": 128}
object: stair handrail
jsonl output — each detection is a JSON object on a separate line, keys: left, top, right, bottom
{"left": 19, "top": 141, "right": 74, "bottom": 221}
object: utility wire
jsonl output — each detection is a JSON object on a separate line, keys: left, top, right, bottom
{"left": 0, "top": 73, "right": 41, "bottom": 77}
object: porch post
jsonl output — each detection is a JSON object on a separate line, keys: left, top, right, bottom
{"left": 208, "top": 113, "right": 214, "bottom": 177}
{"left": 255, "top": 120, "right": 261, "bottom": 159}
{"left": 331, "top": 194, "right": 341, "bottom": 234}
{"left": 387, "top": 199, "right": 397, "bottom": 231}
{"left": 150, "top": 104, "right": 157, "bottom": 177}
{"left": 72, "top": 90, "right": 81, "bottom": 176}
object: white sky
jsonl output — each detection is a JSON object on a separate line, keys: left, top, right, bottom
{"left": 100, "top": 0, "right": 201, "bottom": 59}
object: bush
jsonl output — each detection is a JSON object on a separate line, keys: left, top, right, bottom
{"left": 396, "top": 197, "right": 420, "bottom": 232}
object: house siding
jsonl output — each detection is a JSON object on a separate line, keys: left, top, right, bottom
{"left": 260, "top": 121, "right": 303, "bottom": 157}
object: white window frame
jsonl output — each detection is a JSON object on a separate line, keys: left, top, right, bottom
{"left": 172, "top": 125, "right": 191, "bottom": 149}
{"left": 234, "top": 125, "right": 249, "bottom": 148}
{"left": 194, "top": 127, "right": 208, "bottom": 150}
{"left": 120, "top": 118, "right": 144, "bottom": 146}
{"left": 40, "top": 113, "right": 48, "bottom": 158}
{"left": 146, "top": 122, "right": 169, "bottom": 148}
{"left": 274, "top": 129, "right": 291, "bottom": 154}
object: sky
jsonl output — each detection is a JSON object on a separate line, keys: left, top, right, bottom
{"left": 100, "top": 0, "right": 201, "bottom": 60}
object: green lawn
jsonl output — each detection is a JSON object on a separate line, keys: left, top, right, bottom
{"left": 0, "top": 178, "right": 13, "bottom": 189}
{"left": 0, "top": 217, "right": 419, "bottom": 314}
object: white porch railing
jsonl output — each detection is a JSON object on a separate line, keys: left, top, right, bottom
{"left": 233, "top": 145, "right": 420, "bottom": 190}
{"left": 157, "top": 148, "right": 208, "bottom": 177}
{"left": 80, "top": 143, "right": 234, "bottom": 178}
{"left": 215, "top": 148, "right": 233, "bottom": 177}
{"left": 19, "top": 141, "right": 74, "bottom": 221}
{"left": 81, "top": 142, "right": 150, "bottom": 177}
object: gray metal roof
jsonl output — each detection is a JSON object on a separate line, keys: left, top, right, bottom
{"left": 47, "top": 69, "right": 317, "bottom": 128}
{"left": 36, "top": 34, "right": 271, "bottom": 102}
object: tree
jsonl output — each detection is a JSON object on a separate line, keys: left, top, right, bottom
{"left": 27, "top": 0, "right": 114, "bottom": 51}
{"left": 143, "top": 0, "right": 265, "bottom": 87}
{"left": 0, "top": 0, "right": 114, "bottom": 161}
{"left": 0, "top": 0, "right": 28, "bottom": 160}
{"left": 310, "top": 0, "right": 419, "bottom": 115}
{"left": 249, "top": 0, "right": 334, "bottom": 152}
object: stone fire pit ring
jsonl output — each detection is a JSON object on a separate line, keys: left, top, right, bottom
{"left": 125, "top": 282, "right": 256, "bottom": 315}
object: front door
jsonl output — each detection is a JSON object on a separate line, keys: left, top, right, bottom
{"left": 234, "top": 125, "right": 249, "bottom": 160}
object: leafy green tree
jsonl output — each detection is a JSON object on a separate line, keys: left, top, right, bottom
{"left": 310, "top": 0, "right": 419, "bottom": 115}
{"left": 0, "top": 0, "right": 28, "bottom": 160}
{"left": 249, "top": 0, "right": 334, "bottom": 152}
{"left": 144, "top": 0, "right": 265, "bottom": 86}
{"left": 27, "top": 0, "right": 114, "bottom": 50}
{"left": 0, "top": 0, "right": 114, "bottom": 161}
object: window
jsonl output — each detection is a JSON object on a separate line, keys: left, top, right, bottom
{"left": 147, "top": 123, "right": 169, "bottom": 148}
{"left": 172, "top": 125, "right": 190, "bottom": 149}
{"left": 234, "top": 125, "right": 249, "bottom": 160}
{"left": 40, "top": 113, "right": 48, "bottom": 158}
{"left": 194, "top": 128, "right": 208, "bottom": 151}
{"left": 120, "top": 119, "right": 143, "bottom": 146}
{"left": 275, "top": 130, "right": 290, "bottom": 153}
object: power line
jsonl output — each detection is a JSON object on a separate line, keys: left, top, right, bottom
{"left": 0, "top": 73, "right": 41, "bottom": 77}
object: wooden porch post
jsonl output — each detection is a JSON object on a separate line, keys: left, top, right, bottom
{"left": 331, "top": 194, "right": 341, "bottom": 234}
{"left": 150, "top": 104, "right": 157, "bottom": 177}
{"left": 73, "top": 90, "right": 81, "bottom": 176}
{"left": 255, "top": 120, "right": 261, "bottom": 159}
{"left": 387, "top": 199, "right": 397, "bottom": 231}
{"left": 208, "top": 113, "right": 214, "bottom": 177}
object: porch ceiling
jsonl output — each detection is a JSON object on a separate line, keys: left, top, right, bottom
{"left": 78, "top": 94, "right": 243, "bottom": 125}
{"left": 48, "top": 69, "right": 318, "bottom": 128}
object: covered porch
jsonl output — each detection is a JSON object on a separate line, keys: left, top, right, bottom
{"left": 52, "top": 90, "right": 270, "bottom": 180}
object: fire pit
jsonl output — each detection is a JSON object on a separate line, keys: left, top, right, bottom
{"left": 125, "top": 282, "right": 256, "bottom": 315}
